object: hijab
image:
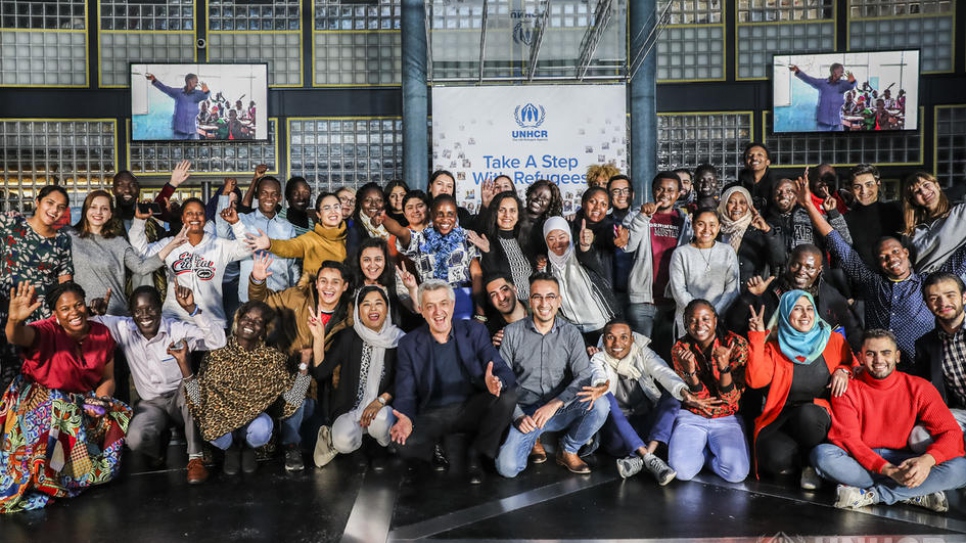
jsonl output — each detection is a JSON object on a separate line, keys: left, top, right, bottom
{"left": 350, "top": 287, "right": 405, "bottom": 416}
{"left": 543, "top": 216, "right": 613, "bottom": 332}
{"left": 717, "top": 186, "right": 754, "bottom": 253}
{"left": 769, "top": 289, "right": 831, "bottom": 365}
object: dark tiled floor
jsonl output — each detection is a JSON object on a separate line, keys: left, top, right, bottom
{"left": 4, "top": 445, "right": 966, "bottom": 543}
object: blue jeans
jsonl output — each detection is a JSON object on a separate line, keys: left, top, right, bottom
{"left": 280, "top": 402, "right": 310, "bottom": 447}
{"left": 496, "top": 398, "right": 610, "bottom": 478}
{"left": 668, "top": 410, "right": 750, "bottom": 483}
{"left": 211, "top": 413, "right": 273, "bottom": 450}
{"left": 599, "top": 392, "right": 680, "bottom": 457}
{"left": 810, "top": 444, "right": 966, "bottom": 504}
{"left": 625, "top": 302, "right": 675, "bottom": 360}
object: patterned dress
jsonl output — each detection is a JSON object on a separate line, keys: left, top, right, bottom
{"left": 0, "top": 214, "right": 74, "bottom": 390}
{"left": 0, "top": 318, "right": 132, "bottom": 513}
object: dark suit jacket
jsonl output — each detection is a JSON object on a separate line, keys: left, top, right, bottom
{"left": 394, "top": 319, "right": 516, "bottom": 419}
{"left": 312, "top": 327, "right": 397, "bottom": 420}
{"left": 913, "top": 326, "right": 963, "bottom": 408}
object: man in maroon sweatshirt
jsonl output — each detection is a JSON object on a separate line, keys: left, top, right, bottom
{"left": 811, "top": 329, "right": 966, "bottom": 512}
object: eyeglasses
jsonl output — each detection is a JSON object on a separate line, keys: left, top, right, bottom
{"left": 529, "top": 293, "right": 559, "bottom": 303}
{"left": 609, "top": 188, "right": 632, "bottom": 196}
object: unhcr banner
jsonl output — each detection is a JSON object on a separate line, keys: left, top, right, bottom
{"left": 431, "top": 85, "right": 627, "bottom": 215}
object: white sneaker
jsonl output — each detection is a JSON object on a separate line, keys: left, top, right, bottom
{"left": 313, "top": 425, "right": 337, "bottom": 468}
{"left": 616, "top": 456, "right": 643, "bottom": 479}
{"left": 833, "top": 484, "right": 877, "bottom": 509}
{"left": 800, "top": 466, "right": 822, "bottom": 490}
{"left": 643, "top": 453, "right": 677, "bottom": 486}
{"left": 901, "top": 491, "right": 949, "bottom": 512}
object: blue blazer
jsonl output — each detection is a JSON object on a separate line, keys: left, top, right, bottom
{"left": 394, "top": 319, "right": 516, "bottom": 419}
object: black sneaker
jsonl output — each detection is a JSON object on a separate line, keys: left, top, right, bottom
{"left": 284, "top": 445, "right": 305, "bottom": 472}
{"left": 467, "top": 453, "right": 484, "bottom": 485}
{"left": 432, "top": 444, "right": 449, "bottom": 472}
{"left": 223, "top": 445, "right": 241, "bottom": 476}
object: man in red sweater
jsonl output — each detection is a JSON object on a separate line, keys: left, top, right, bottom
{"left": 811, "top": 329, "right": 966, "bottom": 512}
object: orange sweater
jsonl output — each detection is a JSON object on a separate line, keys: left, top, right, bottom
{"left": 746, "top": 330, "right": 856, "bottom": 476}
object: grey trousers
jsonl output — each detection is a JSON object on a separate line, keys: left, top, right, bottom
{"left": 126, "top": 389, "right": 203, "bottom": 459}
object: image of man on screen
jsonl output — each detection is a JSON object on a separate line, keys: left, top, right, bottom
{"left": 146, "top": 72, "right": 210, "bottom": 140}
{"left": 789, "top": 63, "right": 857, "bottom": 132}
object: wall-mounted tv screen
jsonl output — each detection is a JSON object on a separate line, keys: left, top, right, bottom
{"left": 130, "top": 63, "right": 269, "bottom": 142}
{"left": 772, "top": 50, "right": 919, "bottom": 133}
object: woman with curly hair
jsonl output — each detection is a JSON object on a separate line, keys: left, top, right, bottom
{"left": 521, "top": 179, "right": 564, "bottom": 262}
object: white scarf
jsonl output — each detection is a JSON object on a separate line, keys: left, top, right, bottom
{"left": 360, "top": 212, "right": 390, "bottom": 239}
{"left": 592, "top": 333, "right": 648, "bottom": 380}
{"left": 543, "top": 217, "right": 612, "bottom": 332}
{"left": 350, "top": 288, "right": 405, "bottom": 417}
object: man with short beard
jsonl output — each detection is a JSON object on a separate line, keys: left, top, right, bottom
{"left": 914, "top": 272, "right": 966, "bottom": 432}
{"left": 765, "top": 177, "right": 851, "bottom": 267}
{"left": 92, "top": 284, "right": 225, "bottom": 484}
{"left": 811, "top": 329, "right": 966, "bottom": 512}
{"left": 113, "top": 170, "right": 168, "bottom": 293}
{"left": 483, "top": 273, "right": 528, "bottom": 347}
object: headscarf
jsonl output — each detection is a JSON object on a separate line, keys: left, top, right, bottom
{"left": 419, "top": 225, "right": 469, "bottom": 282}
{"left": 717, "top": 186, "right": 754, "bottom": 253}
{"left": 359, "top": 212, "right": 390, "bottom": 239}
{"left": 768, "top": 289, "right": 831, "bottom": 365}
{"left": 543, "top": 216, "right": 613, "bottom": 332}
{"left": 350, "top": 287, "right": 405, "bottom": 417}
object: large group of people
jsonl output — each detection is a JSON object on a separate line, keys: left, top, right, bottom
{"left": 2, "top": 147, "right": 966, "bottom": 517}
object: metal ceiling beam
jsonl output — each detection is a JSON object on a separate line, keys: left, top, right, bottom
{"left": 478, "top": 0, "right": 490, "bottom": 83}
{"left": 526, "top": 0, "right": 552, "bottom": 81}
{"left": 575, "top": 0, "right": 614, "bottom": 80}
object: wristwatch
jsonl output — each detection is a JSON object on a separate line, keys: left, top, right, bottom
{"left": 377, "top": 396, "right": 387, "bottom": 405}
{"left": 298, "top": 362, "right": 309, "bottom": 372}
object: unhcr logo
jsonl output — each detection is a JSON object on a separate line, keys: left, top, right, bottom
{"left": 512, "top": 103, "right": 548, "bottom": 140}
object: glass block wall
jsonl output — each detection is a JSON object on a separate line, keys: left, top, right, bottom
{"left": 0, "top": 0, "right": 87, "bottom": 86}
{"left": 657, "top": 0, "right": 725, "bottom": 81}
{"left": 935, "top": 106, "right": 966, "bottom": 188}
{"left": 313, "top": 0, "right": 401, "bottom": 86}
{"left": 128, "top": 120, "right": 279, "bottom": 176}
{"left": 288, "top": 117, "right": 403, "bottom": 192}
{"left": 0, "top": 119, "right": 117, "bottom": 211}
{"left": 736, "top": 0, "right": 835, "bottom": 80}
{"left": 98, "top": 0, "right": 196, "bottom": 87}
{"left": 207, "top": 0, "right": 302, "bottom": 87}
{"left": 657, "top": 112, "right": 754, "bottom": 185}
{"left": 847, "top": 0, "right": 954, "bottom": 73}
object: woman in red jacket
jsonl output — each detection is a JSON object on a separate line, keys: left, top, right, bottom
{"left": 747, "top": 289, "right": 855, "bottom": 488}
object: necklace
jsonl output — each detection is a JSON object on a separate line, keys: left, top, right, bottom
{"left": 696, "top": 244, "right": 714, "bottom": 272}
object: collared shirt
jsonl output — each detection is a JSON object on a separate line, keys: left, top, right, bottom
{"left": 151, "top": 79, "right": 209, "bottom": 135}
{"left": 216, "top": 196, "right": 300, "bottom": 301}
{"left": 500, "top": 316, "right": 599, "bottom": 420}
{"left": 939, "top": 322, "right": 966, "bottom": 408}
{"left": 826, "top": 230, "right": 934, "bottom": 366}
{"left": 93, "top": 312, "right": 226, "bottom": 401}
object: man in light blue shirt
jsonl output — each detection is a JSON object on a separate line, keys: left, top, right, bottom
{"left": 147, "top": 72, "right": 209, "bottom": 140}
{"left": 216, "top": 176, "right": 300, "bottom": 302}
{"left": 790, "top": 63, "right": 857, "bottom": 132}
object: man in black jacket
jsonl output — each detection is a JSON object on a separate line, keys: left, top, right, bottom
{"left": 914, "top": 271, "right": 966, "bottom": 433}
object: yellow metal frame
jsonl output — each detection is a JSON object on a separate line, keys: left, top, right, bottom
{"left": 310, "top": 0, "right": 401, "bottom": 88}
{"left": 735, "top": 0, "right": 838, "bottom": 82}
{"left": 845, "top": 13, "right": 955, "bottom": 75}
{"left": 761, "top": 109, "right": 926, "bottom": 167}
{"left": 933, "top": 104, "right": 966, "bottom": 180}
{"left": 0, "top": 18, "right": 90, "bottom": 88}
{"left": 656, "top": 22, "right": 728, "bottom": 84}
{"left": 656, "top": 110, "right": 756, "bottom": 143}
{"left": 285, "top": 116, "right": 403, "bottom": 179}
{"left": 124, "top": 118, "right": 282, "bottom": 178}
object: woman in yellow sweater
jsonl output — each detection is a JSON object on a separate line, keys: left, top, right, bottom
{"left": 246, "top": 192, "right": 347, "bottom": 276}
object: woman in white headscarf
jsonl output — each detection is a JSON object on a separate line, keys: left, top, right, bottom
{"left": 311, "top": 285, "right": 405, "bottom": 468}
{"left": 717, "top": 186, "right": 786, "bottom": 284}
{"left": 543, "top": 216, "right": 620, "bottom": 345}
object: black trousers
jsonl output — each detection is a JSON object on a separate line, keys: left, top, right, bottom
{"left": 756, "top": 402, "right": 831, "bottom": 477}
{"left": 396, "top": 388, "right": 518, "bottom": 461}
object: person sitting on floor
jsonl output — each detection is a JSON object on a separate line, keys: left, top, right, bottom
{"left": 91, "top": 284, "right": 226, "bottom": 484}
{"left": 390, "top": 280, "right": 518, "bottom": 485}
{"left": 746, "top": 290, "right": 855, "bottom": 488}
{"left": 495, "top": 273, "right": 610, "bottom": 478}
{"left": 311, "top": 286, "right": 405, "bottom": 469}
{"left": 668, "top": 299, "right": 751, "bottom": 483}
{"left": 172, "top": 301, "right": 313, "bottom": 475}
{"left": 811, "top": 329, "right": 966, "bottom": 512}
{"left": 589, "top": 318, "right": 699, "bottom": 485}
{"left": 0, "top": 282, "right": 132, "bottom": 513}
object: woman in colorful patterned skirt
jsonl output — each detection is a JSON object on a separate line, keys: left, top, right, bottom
{"left": 0, "top": 281, "right": 132, "bottom": 513}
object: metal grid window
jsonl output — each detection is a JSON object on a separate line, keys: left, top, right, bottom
{"left": 0, "top": 0, "right": 85, "bottom": 29}
{"left": 207, "top": 32, "right": 302, "bottom": 86}
{"left": 657, "top": 112, "right": 753, "bottom": 185}
{"left": 0, "top": 29, "right": 87, "bottom": 85}
{"left": 737, "top": 0, "right": 834, "bottom": 22}
{"left": 288, "top": 118, "right": 403, "bottom": 191}
{"left": 208, "top": 0, "right": 300, "bottom": 31}
{"left": 849, "top": 17, "right": 953, "bottom": 73}
{"left": 657, "top": 26, "right": 725, "bottom": 81}
{"left": 763, "top": 111, "right": 922, "bottom": 166}
{"left": 736, "top": 22, "right": 834, "bottom": 79}
{"left": 315, "top": 0, "right": 400, "bottom": 30}
{"left": 128, "top": 119, "right": 277, "bottom": 175}
{"left": 0, "top": 119, "right": 117, "bottom": 211}
{"left": 99, "top": 32, "right": 196, "bottom": 87}
{"left": 663, "top": 0, "right": 722, "bottom": 24}
{"left": 935, "top": 106, "right": 966, "bottom": 188}
{"left": 849, "top": 0, "right": 952, "bottom": 18}
{"left": 99, "top": 0, "right": 193, "bottom": 31}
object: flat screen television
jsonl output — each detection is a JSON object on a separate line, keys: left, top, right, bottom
{"left": 130, "top": 63, "right": 269, "bottom": 142}
{"left": 772, "top": 50, "right": 919, "bottom": 133}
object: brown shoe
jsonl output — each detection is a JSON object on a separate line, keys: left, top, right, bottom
{"left": 528, "top": 440, "right": 547, "bottom": 464}
{"left": 556, "top": 450, "right": 591, "bottom": 474}
{"left": 187, "top": 458, "right": 209, "bottom": 484}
